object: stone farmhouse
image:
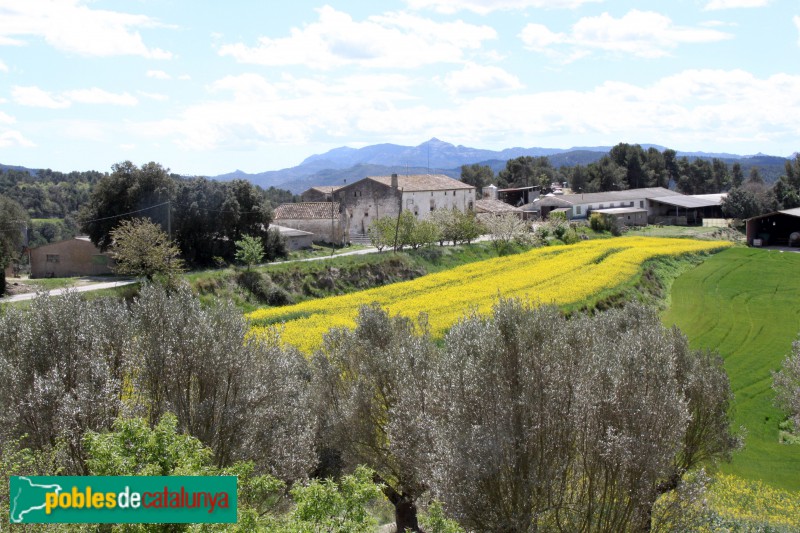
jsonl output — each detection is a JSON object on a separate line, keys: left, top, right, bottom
{"left": 284, "top": 174, "right": 476, "bottom": 243}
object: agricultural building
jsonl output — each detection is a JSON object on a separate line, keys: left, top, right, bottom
{"left": 592, "top": 207, "right": 648, "bottom": 226}
{"left": 745, "top": 207, "right": 800, "bottom": 247}
{"left": 269, "top": 224, "right": 314, "bottom": 250}
{"left": 533, "top": 187, "right": 725, "bottom": 225}
{"left": 29, "top": 236, "right": 115, "bottom": 278}
{"left": 273, "top": 202, "right": 344, "bottom": 245}
{"left": 474, "top": 198, "right": 523, "bottom": 220}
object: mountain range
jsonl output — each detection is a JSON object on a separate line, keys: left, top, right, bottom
{"left": 212, "top": 138, "right": 789, "bottom": 194}
{"left": 3, "top": 139, "right": 791, "bottom": 194}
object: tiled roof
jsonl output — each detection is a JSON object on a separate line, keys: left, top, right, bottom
{"left": 367, "top": 174, "right": 474, "bottom": 192}
{"left": 274, "top": 202, "right": 339, "bottom": 220}
{"left": 475, "top": 198, "right": 522, "bottom": 213}
{"left": 305, "top": 185, "right": 344, "bottom": 194}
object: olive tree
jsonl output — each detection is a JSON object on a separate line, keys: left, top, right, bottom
{"left": 429, "top": 300, "right": 735, "bottom": 532}
{"left": 127, "top": 283, "right": 316, "bottom": 480}
{"left": 0, "top": 291, "right": 131, "bottom": 473}
{"left": 312, "top": 304, "right": 437, "bottom": 532}
{"left": 773, "top": 338, "right": 800, "bottom": 430}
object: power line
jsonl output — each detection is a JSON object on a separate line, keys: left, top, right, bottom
{"left": 79, "top": 202, "right": 170, "bottom": 224}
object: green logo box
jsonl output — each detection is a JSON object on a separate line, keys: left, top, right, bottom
{"left": 10, "top": 476, "right": 237, "bottom": 524}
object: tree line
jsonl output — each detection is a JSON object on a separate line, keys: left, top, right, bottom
{"left": 0, "top": 286, "right": 738, "bottom": 531}
{"left": 461, "top": 143, "right": 800, "bottom": 219}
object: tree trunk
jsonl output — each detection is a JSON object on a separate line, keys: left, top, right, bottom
{"left": 0, "top": 268, "right": 5, "bottom": 295}
{"left": 380, "top": 480, "right": 420, "bottom": 532}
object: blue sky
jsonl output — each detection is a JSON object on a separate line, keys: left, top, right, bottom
{"left": 1, "top": 0, "right": 798, "bottom": 176}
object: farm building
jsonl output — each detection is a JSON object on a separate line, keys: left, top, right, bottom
{"left": 328, "top": 173, "right": 475, "bottom": 239}
{"left": 300, "top": 185, "right": 344, "bottom": 202}
{"left": 270, "top": 224, "right": 314, "bottom": 250}
{"left": 273, "top": 202, "right": 344, "bottom": 245}
{"left": 29, "top": 236, "right": 115, "bottom": 278}
{"left": 592, "top": 207, "right": 648, "bottom": 226}
{"left": 474, "top": 198, "right": 523, "bottom": 220}
{"left": 532, "top": 187, "right": 725, "bottom": 225}
{"left": 745, "top": 208, "right": 800, "bottom": 247}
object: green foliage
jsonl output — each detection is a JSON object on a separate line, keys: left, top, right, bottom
{"left": 369, "top": 210, "right": 443, "bottom": 251}
{"left": 84, "top": 414, "right": 215, "bottom": 476}
{"left": 235, "top": 234, "right": 265, "bottom": 269}
{"left": 498, "top": 156, "right": 554, "bottom": 189}
{"left": 419, "top": 501, "right": 465, "bottom": 533}
{"left": 284, "top": 466, "right": 385, "bottom": 533}
{"left": 459, "top": 163, "right": 493, "bottom": 193}
{"left": 589, "top": 212, "right": 622, "bottom": 236}
{"left": 110, "top": 217, "right": 185, "bottom": 281}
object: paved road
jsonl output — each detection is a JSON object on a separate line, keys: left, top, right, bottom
{"left": 0, "top": 279, "right": 139, "bottom": 303}
{"left": 1, "top": 238, "right": 494, "bottom": 303}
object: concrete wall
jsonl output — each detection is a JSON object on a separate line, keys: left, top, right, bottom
{"left": 285, "top": 234, "right": 314, "bottom": 251}
{"left": 30, "top": 237, "right": 115, "bottom": 278}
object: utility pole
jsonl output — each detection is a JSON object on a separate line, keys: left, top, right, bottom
{"left": 393, "top": 188, "right": 403, "bottom": 252}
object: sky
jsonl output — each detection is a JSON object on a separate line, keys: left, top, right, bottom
{"left": 0, "top": 0, "right": 799, "bottom": 176}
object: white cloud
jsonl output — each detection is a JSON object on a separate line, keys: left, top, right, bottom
{"left": 65, "top": 88, "right": 138, "bottom": 106}
{"left": 138, "top": 91, "right": 168, "bottom": 102}
{"left": 218, "top": 5, "right": 496, "bottom": 69}
{"left": 147, "top": 70, "right": 171, "bottom": 79}
{"left": 405, "top": 0, "right": 603, "bottom": 14}
{"left": 133, "top": 69, "right": 800, "bottom": 160}
{"left": 442, "top": 63, "right": 522, "bottom": 95}
{"left": 794, "top": 16, "right": 800, "bottom": 46}
{"left": 12, "top": 85, "right": 139, "bottom": 108}
{"left": 0, "top": 130, "right": 35, "bottom": 148}
{"left": 12, "top": 85, "right": 70, "bottom": 108}
{"left": 521, "top": 10, "right": 732, "bottom": 59}
{"left": 704, "top": 0, "right": 770, "bottom": 11}
{"left": 0, "top": 0, "right": 172, "bottom": 58}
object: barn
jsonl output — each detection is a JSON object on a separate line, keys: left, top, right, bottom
{"left": 745, "top": 208, "right": 800, "bottom": 247}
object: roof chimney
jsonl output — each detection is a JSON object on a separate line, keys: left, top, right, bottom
{"left": 391, "top": 173, "right": 398, "bottom": 189}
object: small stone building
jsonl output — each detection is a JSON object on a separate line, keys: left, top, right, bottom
{"left": 30, "top": 236, "right": 115, "bottom": 278}
{"left": 273, "top": 202, "right": 345, "bottom": 244}
{"left": 300, "top": 185, "right": 344, "bottom": 202}
{"left": 270, "top": 224, "right": 314, "bottom": 251}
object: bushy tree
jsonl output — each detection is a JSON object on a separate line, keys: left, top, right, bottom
{"left": 110, "top": 217, "right": 185, "bottom": 281}
{"left": 127, "top": 284, "right": 316, "bottom": 479}
{"left": 429, "top": 300, "right": 736, "bottom": 532}
{"left": 235, "top": 233, "right": 265, "bottom": 270}
{"left": 460, "top": 164, "right": 494, "bottom": 195}
{"left": 431, "top": 209, "right": 483, "bottom": 245}
{"left": 0, "top": 291, "right": 131, "bottom": 473}
{"left": 483, "top": 212, "right": 530, "bottom": 253}
{"left": 773, "top": 338, "right": 800, "bottom": 430}
{"left": 312, "top": 304, "right": 438, "bottom": 531}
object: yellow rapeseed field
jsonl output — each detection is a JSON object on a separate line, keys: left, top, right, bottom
{"left": 247, "top": 237, "right": 731, "bottom": 353}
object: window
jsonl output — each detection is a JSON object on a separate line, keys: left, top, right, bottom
{"left": 576, "top": 206, "right": 582, "bottom": 215}
{"left": 46, "top": 254, "right": 59, "bottom": 263}
{"left": 431, "top": 191, "right": 434, "bottom": 196}
{"left": 453, "top": 191, "right": 456, "bottom": 196}
{"left": 430, "top": 199, "right": 436, "bottom": 211}
{"left": 640, "top": 200, "right": 644, "bottom": 208}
